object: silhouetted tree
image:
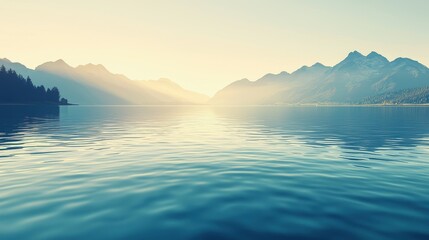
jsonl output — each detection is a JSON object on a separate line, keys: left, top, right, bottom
{"left": 0, "top": 65, "right": 68, "bottom": 104}
{"left": 60, "top": 98, "right": 68, "bottom": 105}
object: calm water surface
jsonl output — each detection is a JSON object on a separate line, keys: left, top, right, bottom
{"left": 1, "top": 106, "right": 429, "bottom": 239}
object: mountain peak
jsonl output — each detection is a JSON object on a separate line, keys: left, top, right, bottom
{"left": 367, "top": 51, "right": 388, "bottom": 61}
{"left": 364, "top": 51, "right": 390, "bottom": 68}
{"left": 391, "top": 57, "right": 427, "bottom": 69}
{"left": 50, "top": 59, "right": 70, "bottom": 67}
{"left": 262, "top": 71, "right": 290, "bottom": 78}
{"left": 54, "top": 59, "right": 67, "bottom": 64}
{"left": 85, "top": 63, "right": 105, "bottom": 68}
{"left": 347, "top": 50, "right": 364, "bottom": 59}
{"left": 367, "top": 51, "right": 382, "bottom": 58}
{"left": 293, "top": 62, "right": 330, "bottom": 75}
{"left": 36, "top": 59, "right": 72, "bottom": 71}
{"left": 311, "top": 62, "right": 326, "bottom": 68}
{"left": 392, "top": 57, "right": 417, "bottom": 64}
{"left": 76, "top": 63, "right": 111, "bottom": 74}
{"left": 258, "top": 71, "right": 290, "bottom": 83}
{"left": 0, "top": 58, "right": 29, "bottom": 71}
{"left": 335, "top": 50, "right": 369, "bottom": 69}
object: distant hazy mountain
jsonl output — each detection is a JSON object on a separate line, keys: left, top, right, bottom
{"left": 0, "top": 58, "right": 209, "bottom": 105}
{"left": 210, "top": 51, "right": 429, "bottom": 104}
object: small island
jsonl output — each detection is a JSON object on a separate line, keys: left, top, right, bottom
{"left": 0, "top": 65, "right": 69, "bottom": 105}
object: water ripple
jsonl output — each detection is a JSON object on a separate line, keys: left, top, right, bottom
{"left": 1, "top": 106, "right": 429, "bottom": 239}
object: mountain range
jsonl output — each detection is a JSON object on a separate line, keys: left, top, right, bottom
{"left": 2, "top": 51, "right": 429, "bottom": 105}
{"left": 0, "top": 58, "right": 209, "bottom": 105}
{"left": 210, "top": 51, "right": 429, "bottom": 104}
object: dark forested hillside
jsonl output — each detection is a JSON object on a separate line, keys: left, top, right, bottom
{"left": 361, "top": 86, "right": 429, "bottom": 104}
{"left": 0, "top": 65, "right": 68, "bottom": 105}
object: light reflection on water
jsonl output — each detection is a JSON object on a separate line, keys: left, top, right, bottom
{"left": 1, "top": 105, "right": 429, "bottom": 239}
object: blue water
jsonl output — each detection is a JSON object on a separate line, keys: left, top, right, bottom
{"left": 1, "top": 106, "right": 429, "bottom": 240}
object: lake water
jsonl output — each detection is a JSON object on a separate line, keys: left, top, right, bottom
{"left": 1, "top": 105, "right": 429, "bottom": 239}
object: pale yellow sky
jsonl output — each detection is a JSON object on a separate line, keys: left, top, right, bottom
{"left": 1, "top": 0, "right": 428, "bottom": 96}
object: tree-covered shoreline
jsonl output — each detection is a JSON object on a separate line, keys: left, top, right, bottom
{"left": 361, "top": 86, "right": 429, "bottom": 104}
{"left": 0, "top": 65, "right": 69, "bottom": 105}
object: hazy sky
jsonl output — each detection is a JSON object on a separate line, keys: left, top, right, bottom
{"left": 1, "top": 0, "right": 428, "bottom": 95}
